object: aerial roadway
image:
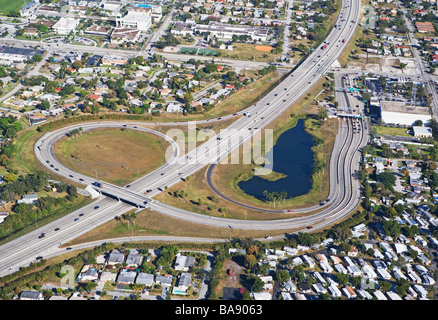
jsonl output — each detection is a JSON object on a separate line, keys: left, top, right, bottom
{"left": 0, "top": 0, "right": 364, "bottom": 276}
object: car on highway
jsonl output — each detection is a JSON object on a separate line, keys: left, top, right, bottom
{"left": 306, "top": 226, "right": 313, "bottom": 230}
{"left": 126, "top": 184, "right": 131, "bottom": 188}
{"left": 54, "top": 228, "right": 60, "bottom": 231}
{"left": 74, "top": 218, "right": 79, "bottom": 222}
{"left": 94, "top": 206, "right": 99, "bottom": 210}
{"left": 69, "top": 175, "right": 73, "bottom": 178}
{"left": 79, "top": 178, "right": 84, "bottom": 181}
{"left": 265, "top": 236, "right": 272, "bottom": 239}
{"left": 38, "top": 233, "right": 45, "bottom": 239}
{"left": 287, "top": 210, "right": 293, "bottom": 212}
{"left": 79, "top": 213, "right": 84, "bottom": 217}
{"left": 233, "top": 113, "right": 238, "bottom": 116}
{"left": 92, "top": 182, "right": 101, "bottom": 187}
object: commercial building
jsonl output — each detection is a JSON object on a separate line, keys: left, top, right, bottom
{"left": 415, "top": 22, "right": 435, "bottom": 33}
{"left": 412, "top": 126, "right": 433, "bottom": 138}
{"left": 100, "top": 55, "right": 128, "bottom": 65}
{"left": 379, "top": 101, "right": 431, "bottom": 126}
{"left": 52, "top": 17, "right": 80, "bottom": 35}
{"left": 194, "top": 21, "right": 269, "bottom": 41}
{"left": 115, "top": 7, "right": 152, "bottom": 31}
{"left": 110, "top": 27, "right": 140, "bottom": 44}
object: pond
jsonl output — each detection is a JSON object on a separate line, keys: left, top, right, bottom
{"left": 238, "top": 119, "right": 315, "bottom": 200}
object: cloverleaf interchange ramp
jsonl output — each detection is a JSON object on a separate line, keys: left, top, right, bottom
{"left": 0, "top": 0, "right": 365, "bottom": 276}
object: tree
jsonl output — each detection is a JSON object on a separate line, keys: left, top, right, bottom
{"left": 378, "top": 171, "right": 396, "bottom": 190}
{"left": 244, "top": 254, "right": 257, "bottom": 269}
{"left": 39, "top": 100, "right": 50, "bottom": 110}
{"left": 31, "top": 55, "right": 43, "bottom": 63}
{"left": 276, "top": 269, "right": 290, "bottom": 284}
{"left": 379, "top": 281, "right": 392, "bottom": 293}
{"left": 336, "top": 273, "right": 349, "bottom": 286}
{"left": 399, "top": 62, "right": 407, "bottom": 74}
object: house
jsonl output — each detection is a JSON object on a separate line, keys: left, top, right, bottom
{"left": 106, "top": 250, "right": 125, "bottom": 266}
{"left": 100, "top": 272, "right": 117, "bottom": 283}
{"left": 78, "top": 265, "right": 99, "bottom": 282}
{"left": 373, "top": 290, "right": 388, "bottom": 300}
{"left": 342, "top": 286, "right": 357, "bottom": 299}
{"left": 302, "top": 255, "right": 315, "bottom": 268}
{"left": 334, "top": 264, "right": 348, "bottom": 274}
{"left": 312, "top": 283, "right": 327, "bottom": 294}
{"left": 28, "top": 114, "right": 46, "bottom": 126}
{"left": 125, "top": 253, "right": 143, "bottom": 267}
{"left": 20, "top": 290, "right": 44, "bottom": 300}
{"left": 166, "top": 102, "right": 184, "bottom": 113}
{"left": 376, "top": 267, "right": 391, "bottom": 280}
{"left": 17, "top": 193, "right": 38, "bottom": 204}
{"left": 159, "top": 88, "right": 171, "bottom": 97}
{"left": 135, "top": 273, "right": 154, "bottom": 286}
{"left": 328, "top": 284, "right": 342, "bottom": 297}
{"left": 251, "top": 292, "right": 272, "bottom": 300}
{"left": 172, "top": 272, "right": 192, "bottom": 295}
{"left": 155, "top": 275, "right": 174, "bottom": 287}
{"left": 0, "top": 211, "right": 9, "bottom": 224}
{"left": 386, "top": 291, "right": 402, "bottom": 300}
{"left": 174, "top": 254, "right": 195, "bottom": 272}
{"left": 117, "top": 270, "right": 137, "bottom": 284}
{"left": 297, "top": 282, "right": 311, "bottom": 294}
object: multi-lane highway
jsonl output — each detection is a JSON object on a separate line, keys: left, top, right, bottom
{"left": 0, "top": 0, "right": 364, "bottom": 276}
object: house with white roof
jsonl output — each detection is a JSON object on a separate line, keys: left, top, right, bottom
{"left": 312, "top": 283, "right": 327, "bottom": 294}
{"left": 334, "top": 264, "right": 348, "bottom": 274}
{"left": 392, "top": 267, "right": 407, "bottom": 280}
{"left": 386, "top": 291, "right": 402, "bottom": 300}
{"left": 376, "top": 267, "right": 391, "bottom": 280}
{"left": 373, "top": 290, "right": 388, "bottom": 300}
{"left": 357, "top": 288, "right": 373, "bottom": 300}
{"left": 302, "top": 255, "right": 315, "bottom": 268}
{"left": 328, "top": 284, "right": 342, "bottom": 297}
{"left": 413, "top": 284, "right": 428, "bottom": 297}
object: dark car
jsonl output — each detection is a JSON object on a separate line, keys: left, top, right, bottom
{"left": 54, "top": 228, "right": 60, "bottom": 231}
{"left": 306, "top": 226, "right": 313, "bottom": 230}
{"left": 79, "top": 213, "right": 84, "bottom": 217}
{"left": 74, "top": 218, "right": 79, "bottom": 222}
{"left": 94, "top": 206, "right": 99, "bottom": 210}
{"left": 79, "top": 178, "right": 84, "bottom": 181}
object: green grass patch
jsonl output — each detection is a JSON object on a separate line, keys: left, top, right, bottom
{"left": 372, "top": 125, "right": 412, "bottom": 137}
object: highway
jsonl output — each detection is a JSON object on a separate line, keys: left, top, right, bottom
{"left": 0, "top": 0, "right": 364, "bottom": 276}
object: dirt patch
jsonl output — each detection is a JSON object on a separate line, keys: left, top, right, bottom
{"left": 255, "top": 45, "right": 273, "bottom": 52}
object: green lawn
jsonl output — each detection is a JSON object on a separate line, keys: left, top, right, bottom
{"left": 372, "top": 125, "right": 412, "bottom": 137}
{"left": 0, "top": 0, "right": 27, "bottom": 14}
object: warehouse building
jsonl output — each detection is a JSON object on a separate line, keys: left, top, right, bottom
{"left": 379, "top": 101, "right": 431, "bottom": 126}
